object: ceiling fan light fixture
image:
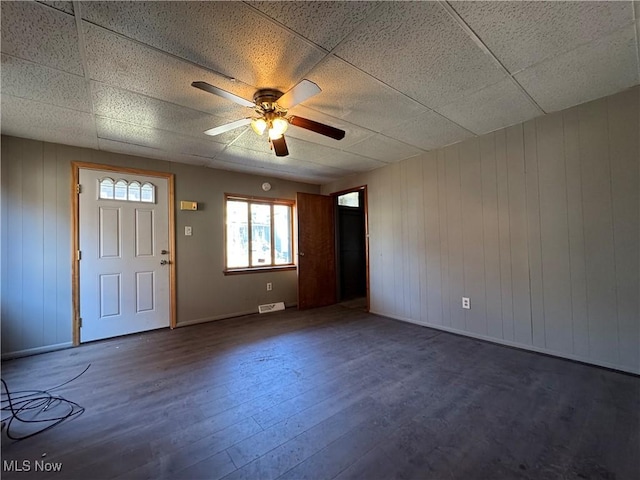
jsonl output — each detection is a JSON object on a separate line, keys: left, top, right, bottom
{"left": 268, "top": 128, "right": 283, "bottom": 140}
{"left": 251, "top": 118, "right": 267, "bottom": 135}
{"left": 268, "top": 117, "right": 288, "bottom": 140}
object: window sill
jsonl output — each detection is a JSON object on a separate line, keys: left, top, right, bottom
{"left": 223, "top": 265, "right": 296, "bottom": 276}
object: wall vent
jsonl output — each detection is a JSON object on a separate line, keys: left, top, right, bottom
{"left": 258, "top": 302, "right": 285, "bottom": 314}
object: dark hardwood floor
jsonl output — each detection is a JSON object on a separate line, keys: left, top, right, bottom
{"left": 1, "top": 305, "right": 638, "bottom": 479}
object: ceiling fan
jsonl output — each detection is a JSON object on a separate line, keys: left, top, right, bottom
{"left": 192, "top": 79, "right": 345, "bottom": 157}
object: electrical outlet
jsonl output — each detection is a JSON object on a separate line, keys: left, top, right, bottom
{"left": 462, "top": 297, "right": 470, "bottom": 309}
{"left": 266, "top": 282, "right": 272, "bottom": 291}
{"left": 185, "top": 226, "right": 192, "bottom": 236}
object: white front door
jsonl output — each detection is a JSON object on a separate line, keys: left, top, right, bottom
{"left": 79, "top": 168, "right": 170, "bottom": 342}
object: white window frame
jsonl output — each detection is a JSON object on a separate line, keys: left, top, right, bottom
{"left": 224, "top": 193, "right": 295, "bottom": 275}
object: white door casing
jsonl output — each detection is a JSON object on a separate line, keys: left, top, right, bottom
{"left": 79, "top": 168, "right": 170, "bottom": 342}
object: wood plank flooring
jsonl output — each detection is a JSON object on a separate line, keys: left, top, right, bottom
{"left": 1, "top": 305, "right": 638, "bottom": 479}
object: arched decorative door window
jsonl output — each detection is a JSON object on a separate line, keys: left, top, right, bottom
{"left": 98, "top": 177, "right": 156, "bottom": 204}
{"left": 99, "top": 177, "right": 114, "bottom": 199}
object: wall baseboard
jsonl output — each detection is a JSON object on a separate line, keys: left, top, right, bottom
{"left": 370, "top": 310, "right": 639, "bottom": 376}
{"left": 176, "top": 303, "right": 297, "bottom": 328}
{"left": 1, "top": 342, "right": 73, "bottom": 360}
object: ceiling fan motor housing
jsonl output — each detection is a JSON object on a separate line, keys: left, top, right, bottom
{"left": 253, "top": 89, "right": 285, "bottom": 112}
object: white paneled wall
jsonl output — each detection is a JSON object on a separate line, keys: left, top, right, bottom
{"left": 325, "top": 87, "right": 639, "bottom": 374}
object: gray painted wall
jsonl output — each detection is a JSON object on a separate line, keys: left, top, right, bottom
{"left": 324, "top": 87, "right": 639, "bottom": 374}
{"left": 0, "top": 137, "right": 319, "bottom": 356}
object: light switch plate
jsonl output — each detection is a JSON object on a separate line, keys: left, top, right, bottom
{"left": 185, "top": 226, "right": 192, "bottom": 236}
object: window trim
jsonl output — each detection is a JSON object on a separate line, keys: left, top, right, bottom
{"left": 224, "top": 193, "right": 295, "bottom": 274}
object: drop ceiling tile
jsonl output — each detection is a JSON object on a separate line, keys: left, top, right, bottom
{"left": 346, "top": 134, "right": 423, "bottom": 164}
{"left": 281, "top": 137, "right": 342, "bottom": 163}
{"left": 215, "top": 146, "right": 295, "bottom": 170}
{"left": 80, "top": 1, "right": 325, "bottom": 90}
{"left": 313, "top": 150, "right": 386, "bottom": 173}
{"left": 285, "top": 104, "right": 375, "bottom": 148}
{"left": 1, "top": 1, "right": 83, "bottom": 75}
{"left": 215, "top": 145, "right": 345, "bottom": 181}
{"left": 83, "top": 24, "right": 256, "bottom": 117}
{"left": 334, "top": 1, "right": 505, "bottom": 108}
{"left": 96, "top": 118, "right": 224, "bottom": 159}
{"left": 382, "top": 110, "right": 475, "bottom": 150}
{"left": 37, "top": 1, "right": 75, "bottom": 15}
{"left": 515, "top": 25, "right": 639, "bottom": 113}
{"left": 1, "top": 54, "right": 91, "bottom": 112}
{"left": 97, "top": 138, "right": 209, "bottom": 167}
{"left": 228, "top": 130, "right": 275, "bottom": 156}
{"left": 1, "top": 94, "right": 97, "bottom": 149}
{"left": 436, "top": 79, "right": 541, "bottom": 135}
{"left": 451, "top": 1, "right": 634, "bottom": 74}
{"left": 207, "top": 158, "right": 330, "bottom": 185}
{"left": 300, "top": 56, "right": 428, "bottom": 133}
{"left": 91, "top": 83, "right": 243, "bottom": 143}
{"left": 248, "top": 1, "right": 380, "bottom": 51}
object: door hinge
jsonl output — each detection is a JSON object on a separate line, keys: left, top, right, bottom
{"left": 78, "top": 317, "right": 82, "bottom": 328}
{"left": 77, "top": 250, "right": 82, "bottom": 261}
{"left": 76, "top": 184, "right": 82, "bottom": 194}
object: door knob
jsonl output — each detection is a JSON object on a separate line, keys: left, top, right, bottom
{"left": 298, "top": 252, "right": 305, "bottom": 256}
{"left": 160, "top": 260, "right": 170, "bottom": 265}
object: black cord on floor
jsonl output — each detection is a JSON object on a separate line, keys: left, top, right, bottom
{"left": 1, "top": 364, "right": 90, "bottom": 441}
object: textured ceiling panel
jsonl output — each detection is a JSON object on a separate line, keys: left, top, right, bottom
{"left": 301, "top": 56, "right": 428, "bottom": 133}
{"left": 96, "top": 117, "right": 224, "bottom": 159}
{"left": 37, "top": 1, "right": 75, "bottom": 15}
{"left": 382, "top": 110, "right": 474, "bottom": 151}
{"left": 1, "top": 95, "right": 97, "bottom": 149}
{"left": 346, "top": 134, "right": 422, "bottom": 164}
{"left": 215, "top": 145, "right": 346, "bottom": 181}
{"left": 312, "top": 150, "right": 387, "bottom": 174}
{"left": 98, "top": 138, "right": 210, "bottom": 167}
{"left": 1, "top": 1, "right": 84, "bottom": 75}
{"left": 247, "top": 1, "right": 380, "bottom": 51}
{"left": 334, "top": 1, "right": 506, "bottom": 109}
{"left": 281, "top": 137, "right": 352, "bottom": 167}
{"left": 80, "top": 1, "right": 325, "bottom": 90}
{"left": 1, "top": 54, "right": 91, "bottom": 112}
{"left": 83, "top": 24, "right": 255, "bottom": 117}
{"left": 452, "top": 1, "right": 634, "bottom": 74}
{"left": 436, "top": 79, "right": 541, "bottom": 135}
{"left": 208, "top": 157, "right": 330, "bottom": 185}
{"left": 515, "top": 25, "right": 639, "bottom": 113}
{"left": 91, "top": 83, "right": 240, "bottom": 143}
{"left": 1, "top": 1, "right": 638, "bottom": 185}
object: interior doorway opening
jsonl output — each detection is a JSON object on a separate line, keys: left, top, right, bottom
{"left": 334, "top": 187, "right": 368, "bottom": 311}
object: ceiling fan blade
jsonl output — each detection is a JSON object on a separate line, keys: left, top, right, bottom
{"left": 192, "top": 81, "right": 255, "bottom": 108}
{"left": 204, "top": 118, "right": 252, "bottom": 136}
{"left": 271, "top": 136, "right": 289, "bottom": 157}
{"left": 289, "top": 116, "right": 346, "bottom": 141}
{"left": 277, "top": 80, "right": 321, "bottom": 109}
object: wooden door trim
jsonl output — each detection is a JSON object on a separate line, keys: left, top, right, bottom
{"left": 330, "top": 185, "right": 370, "bottom": 312}
{"left": 71, "top": 161, "right": 177, "bottom": 345}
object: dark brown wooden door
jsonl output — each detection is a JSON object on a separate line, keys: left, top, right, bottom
{"left": 297, "top": 192, "right": 336, "bottom": 309}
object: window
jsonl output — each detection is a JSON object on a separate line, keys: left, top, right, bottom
{"left": 337, "top": 191, "right": 360, "bottom": 208}
{"left": 225, "top": 194, "right": 294, "bottom": 273}
{"left": 98, "top": 177, "right": 155, "bottom": 203}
